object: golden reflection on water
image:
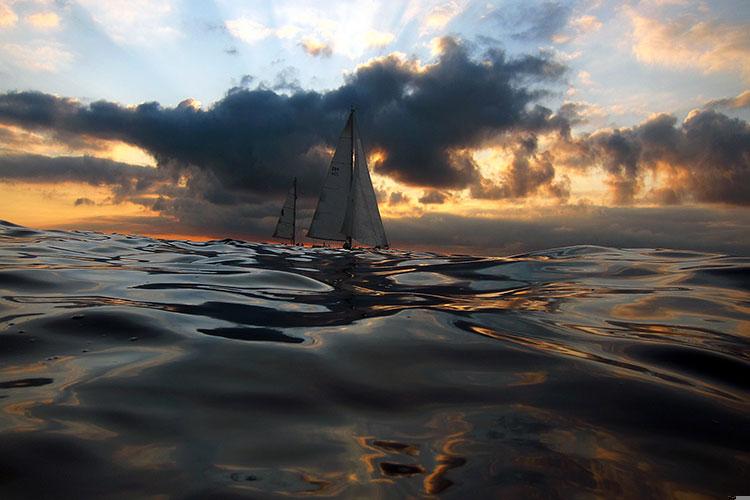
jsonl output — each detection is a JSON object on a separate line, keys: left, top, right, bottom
{"left": 508, "top": 371, "right": 548, "bottom": 386}
{"left": 207, "top": 464, "right": 346, "bottom": 496}
{"left": 465, "top": 324, "right": 745, "bottom": 404}
{"left": 0, "top": 346, "right": 184, "bottom": 437}
{"left": 350, "top": 413, "right": 472, "bottom": 496}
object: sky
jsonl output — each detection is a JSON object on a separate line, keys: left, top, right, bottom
{"left": 0, "top": 0, "right": 749, "bottom": 255}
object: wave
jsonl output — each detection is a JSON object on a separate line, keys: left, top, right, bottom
{"left": 0, "top": 221, "right": 748, "bottom": 497}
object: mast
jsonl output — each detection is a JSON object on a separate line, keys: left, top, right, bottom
{"left": 292, "top": 177, "right": 297, "bottom": 245}
{"left": 345, "top": 107, "right": 355, "bottom": 250}
{"left": 273, "top": 179, "right": 297, "bottom": 244}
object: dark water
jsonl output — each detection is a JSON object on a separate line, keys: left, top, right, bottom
{"left": 0, "top": 220, "right": 748, "bottom": 498}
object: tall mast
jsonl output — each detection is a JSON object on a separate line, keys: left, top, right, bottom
{"left": 292, "top": 177, "right": 297, "bottom": 246}
{"left": 345, "top": 107, "right": 355, "bottom": 249}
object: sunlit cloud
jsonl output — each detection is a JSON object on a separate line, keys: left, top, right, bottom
{"left": 225, "top": 17, "right": 273, "bottom": 44}
{"left": 0, "top": 42, "right": 74, "bottom": 72}
{"left": 571, "top": 14, "right": 602, "bottom": 34}
{"left": 364, "top": 29, "right": 395, "bottom": 48}
{"left": 26, "top": 11, "right": 60, "bottom": 29}
{"left": 578, "top": 70, "right": 594, "bottom": 86}
{"left": 225, "top": 2, "right": 397, "bottom": 58}
{"left": 0, "top": 180, "right": 158, "bottom": 229}
{"left": 0, "top": 1, "right": 18, "bottom": 28}
{"left": 77, "top": 0, "right": 181, "bottom": 45}
{"left": 419, "top": 190, "right": 448, "bottom": 204}
{"left": 0, "top": 122, "right": 155, "bottom": 166}
{"left": 299, "top": 37, "right": 332, "bottom": 57}
{"left": 550, "top": 13, "right": 602, "bottom": 44}
{"left": 704, "top": 89, "right": 750, "bottom": 110}
{"left": 628, "top": 10, "right": 750, "bottom": 82}
{"left": 421, "top": 1, "right": 465, "bottom": 33}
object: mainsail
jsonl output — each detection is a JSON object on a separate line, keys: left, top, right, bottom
{"left": 307, "top": 114, "right": 353, "bottom": 242}
{"left": 273, "top": 177, "right": 297, "bottom": 244}
{"left": 308, "top": 109, "right": 388, "bottom": 248}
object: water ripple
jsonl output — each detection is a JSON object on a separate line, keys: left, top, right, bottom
{"left": 0, "top": 221, "right": 748, "bottom": 498}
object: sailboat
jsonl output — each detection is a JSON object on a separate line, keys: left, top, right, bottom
{"left": 307, "top": 108, "right": 388, "bottom": 249}
{"left": 273, "top": 177, "right": 297, "bottom": 245}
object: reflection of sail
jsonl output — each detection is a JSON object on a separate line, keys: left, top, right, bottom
{"left": 309, "top": 109, "right": 388, "bottom": 248}
{"left": 307, "top": 115, "right": 353, "bottom": 242}
{"left": 273, "top": 178, "right": 296, "bottom": 244}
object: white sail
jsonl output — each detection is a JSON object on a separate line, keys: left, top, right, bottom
{"left": 309, "top": 109, "right": 388, "bottom": 248}
{"left": 273, "top": 179, "right": 296, "bottom": 242}
{"left": 307, "top": 114, "right": 353, "bottom": 241}
{"left": 342, "top": 124, "right": 388, "bottom": 247}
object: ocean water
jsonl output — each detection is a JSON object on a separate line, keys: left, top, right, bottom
{"left": 0, "top": 220, "right": 748, "bottom": 498}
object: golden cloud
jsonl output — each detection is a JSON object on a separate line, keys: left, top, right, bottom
{"left": 0, "top": 1, "right": 17, "bottom": 28}
{"left": 629, "top": 11, "right": 750, "bottom": 81}
{"left": 0, "top": 42, "right": 74, "bottom": 72}
{"left": 26, "top": 11, "right": 60, "bottom": 29}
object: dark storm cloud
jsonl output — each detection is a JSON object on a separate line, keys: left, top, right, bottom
{"left": 334, "top": 38, "right": 566, "bottom": 189}
{"left": 418, "top": 190, "right": 448, "bottom": 204}
{"left": 563, "top": 110, "right": 750, "bottom": 205}
{"left": 0, "top": 154, "right": 165, "bottom": 199}
{"left": 74, "top": 197, "right": 95, "bottom": 206}
{"left": 389, "top": 191, "right": 409, "bottom": 205}
{"left": 0, "top": 36, "right": 567, "bottom": 200}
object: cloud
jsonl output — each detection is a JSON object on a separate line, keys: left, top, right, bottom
{"left": 74, "top": 197, "right": 95, "bottom": 206}
{"left": 0, "top": 154, "right": 164, "bottom": 200}
{"left": 570, "top": 15, "right": 602, "bottom": 34}
{"left": 629, "top": 11, "right": 750, "bottom": 82}
{"left": 225, "top": 17, "right": 273, "bottom": 44}
{"left": 299, "top": 37, "right": 333, "bottom": 57}
{"left": 364, "top": 29, "right": 394, "bottom": 48}
{"left": 26, "top": 11, "right": 60, "bottom": 29}
{"left": 0, "top": 1, "right": 17, "bottom": 28}
{"left": 559, "top": 109, "right": 750, "bottom": 205}
{"left": 705, "top": 90, "right": 750, "bottom": 110}
{"left": 389, "top": 191, "right": 409, "bottom": 205}
{"left": 224, "top": 3, "right": 395, "bottom": 58}
{"left": 5, "top": 30, "right": 746, "bottom": 245}
{"left": 419, "top": 190, "right": 448, "bottom": 204}
{"left": 386, "top": 207, "right": 750, "bottom": 256}
{"left": 577, "top": 70, "right": 593, "bottom": 86}
{"left": 77, "top": 0, "right": 180, "bottom": 45}
{"left": 0, "top": 37, "right": 567, "bottom": 199}
{"left": 471, "top": 139, "right": 570, "bottom": 201}
{"left": 421, "top": 1, "right": 465, "bottom": 33}
{"left": 509, "top": 1, "right": 573, "bottom": 42}
{"left": 0, "top": 42, "right": 74, "bottom": 72}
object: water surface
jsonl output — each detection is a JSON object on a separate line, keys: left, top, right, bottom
{"left": 0, "top": 221, "right": 748, "bottom": 498}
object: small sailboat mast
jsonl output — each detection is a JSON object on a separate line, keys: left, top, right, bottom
{"left": 292, "top": 177, "right": 297, "bottom": 245}
{"left": 273, "top": 177, "right": 297, "bottom": 245}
